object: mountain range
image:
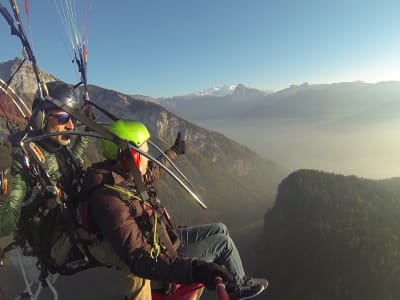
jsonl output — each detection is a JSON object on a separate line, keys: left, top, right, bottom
{"left": 160, "top": 81, "right": 400, "bottom": 179}
{"left": 192, "top": 84, "right": 237, "bottom": 97}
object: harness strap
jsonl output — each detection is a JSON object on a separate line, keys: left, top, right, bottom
{"left": 150, "top": 212, "right": 161, "bottom": 260}
{"left": 153, "top": 213, "right": 180, "bottom": 257}
{"left": 18, "top": 142, "right": 101, "bottom": 283}
{"left": 102, "top": 184, "right": 178, "bottom": 259}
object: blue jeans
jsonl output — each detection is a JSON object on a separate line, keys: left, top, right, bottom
{"left": 177, "top": 222, "right": 245, "bottom": 284}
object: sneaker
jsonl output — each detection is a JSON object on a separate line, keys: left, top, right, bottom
{"left": 228, "top": 276, "right": 269, "bottom": 300}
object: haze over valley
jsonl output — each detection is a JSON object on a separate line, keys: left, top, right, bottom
{"left": 161, "top": 82, "right": 400, "bottom": 179}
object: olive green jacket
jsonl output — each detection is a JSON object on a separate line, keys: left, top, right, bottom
{"left": 0, "top": 134, "right": 89, "bottom": 237}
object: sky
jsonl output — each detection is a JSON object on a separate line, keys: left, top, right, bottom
{"left": 2, "top": 0, "right": 400, "bottom": 98}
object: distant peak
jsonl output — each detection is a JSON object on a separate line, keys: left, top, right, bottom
{"left": 195, "top": 85, "right": 237, "bottom": 97}
{"left": 233, "top": 83, "right": 248, "bottom": 92}
{"left": 232, "top": 83, "right": 269, "bottom": 99}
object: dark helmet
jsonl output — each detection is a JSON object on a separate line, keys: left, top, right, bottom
{"left": 31, "top": 81, "right": 82, "bottom": 130}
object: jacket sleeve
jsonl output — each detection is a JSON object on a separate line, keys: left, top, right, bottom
{"left": 89, "top": 188, "right": 194, "bottom": 284}
{"left": 146, "top": 148, "right": 180, "bottom": 182}
{"left": 0, "top": 149, "right": 32, "bottom": 237}
{"left": 70, "top": 135, "right": 90, "bottom": 162}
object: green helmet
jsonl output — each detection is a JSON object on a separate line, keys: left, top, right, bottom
{"left": 101, "top": 120, "right": 151, "bottom": 160}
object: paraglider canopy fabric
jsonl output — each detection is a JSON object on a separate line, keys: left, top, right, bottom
{"left": 0, "top": 79, "right": 30, "bottom": 129}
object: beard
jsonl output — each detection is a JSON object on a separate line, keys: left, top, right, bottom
{"left": 49, "top": 130, "right": 71, "bottom": 145}
{"left": 61, "top": 134, "right": 70, "bottom": 141}
{"left": 60, "top": 134, "right": 71, "bottom": 145}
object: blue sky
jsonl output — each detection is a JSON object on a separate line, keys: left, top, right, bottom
{"left": 2, "top": 0, "right": 400, "bottom": 98}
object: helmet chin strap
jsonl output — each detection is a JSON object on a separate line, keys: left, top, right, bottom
{"left": 133, "top": 151, "right": 140, "bottom": 168}
{"left": 120, "top": 149, "right": 134, "bottom": 172}
{"left": 119, "top": 149, "right": 149, "bottom": 202}
{"left": 120, "top": 148, "right": 141, "bottom": 171}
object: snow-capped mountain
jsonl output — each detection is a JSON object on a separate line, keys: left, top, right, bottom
{"left": 194, "top": 85, "right": 237, "bottom": 97}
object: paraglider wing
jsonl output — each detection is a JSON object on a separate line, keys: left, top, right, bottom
{"left": 0, "top": 2, "right": 19, "bottom": 36}
{"left": 0, "top": 78, "right": 31, "bottom": 130}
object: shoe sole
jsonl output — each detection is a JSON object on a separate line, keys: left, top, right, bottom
{"left": 237, "top": 281, "right": 269, "bottom": 300}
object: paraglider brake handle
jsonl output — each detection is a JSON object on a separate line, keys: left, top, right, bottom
{"left": 215, "top": 276, "right": 230, "bottom": 300}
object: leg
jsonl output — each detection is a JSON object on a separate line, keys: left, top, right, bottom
{"left": 178, "top": 225, "right": 269, "bottom": 300}
{"left": 177, "top": 223, "right": 245, "bottom": 284}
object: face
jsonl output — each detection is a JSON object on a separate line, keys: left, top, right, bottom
{"left": 138, "top": 142, "right": 150, "bottom": 175}
{"left": 44, "top": 109, "right": 75, "bottom": 146}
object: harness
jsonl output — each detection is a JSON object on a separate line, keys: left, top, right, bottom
{"left": 99, "top": 180, "right": 187, "bottom": 296}
{"left": 100, "top": 180, "right": 181, "bottom": 260}
{"left": 17, "top": 140, "right": 101, "bottom": 284}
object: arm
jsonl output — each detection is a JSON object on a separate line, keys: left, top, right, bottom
{"left": 70, "top": 134, "right": 90, "bottom": 162}
{"left": 0, "top": 149, "right": 31, "bottom": 236}
{"left": 146, "top": 132, "right": 185, "bottom": 182}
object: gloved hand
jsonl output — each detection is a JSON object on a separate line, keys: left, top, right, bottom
{"left": 172, "top": 132, "right": 186, "bottom": 155}
{"left": 192, "top": 259, "right": 233, "bottom": 290}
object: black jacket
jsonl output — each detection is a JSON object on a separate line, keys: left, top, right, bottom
{"left": 82, "top": 148, "right": 195, "bottom": 284}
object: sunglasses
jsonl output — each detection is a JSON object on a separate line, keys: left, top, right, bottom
{"left": 48, "top": 113, "right": 76, "bottom": 125}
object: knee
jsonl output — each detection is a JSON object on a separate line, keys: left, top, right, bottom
{"left": 215, "top": 222, "right": 229, "bottom": 235}
{"left": 217, "top": 232, "right": 235, "bottom": 253}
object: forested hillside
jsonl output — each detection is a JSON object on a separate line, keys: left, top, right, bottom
{"left": 259, "top": 169, "right": 400, "bottom": 300}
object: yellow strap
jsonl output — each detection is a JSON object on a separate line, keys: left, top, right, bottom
{"left": 103, "top": 184, "right": 141, "bottom": 202}
{"left": 150, "top": 213, "right": 160, "bottom": 261}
